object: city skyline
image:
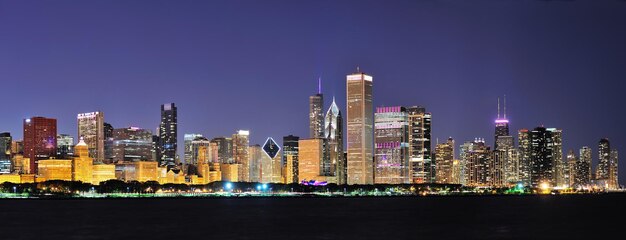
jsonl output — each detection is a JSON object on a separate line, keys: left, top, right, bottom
{"left": 0, "top": 1, "right": 624, "bottom": 182}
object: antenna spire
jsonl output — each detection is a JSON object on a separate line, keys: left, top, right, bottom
{"left": 356, "top": 66, "right": 360, "bottom": 73}
{"left": 318, "top": 77, "right": 322, "bottom": 94}
{"left": 497, "top": 97, "right": 501, "bottom": 119}
{"left": 504, "top": 94, "right": 506, "bottom": 119}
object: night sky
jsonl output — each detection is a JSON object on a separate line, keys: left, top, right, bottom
{"left": 1, "top": 1, "right": 625, "bottom": 182}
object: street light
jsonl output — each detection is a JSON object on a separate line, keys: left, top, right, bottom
{"left": 13, "top": 186, "right": 16, "bottom": 194}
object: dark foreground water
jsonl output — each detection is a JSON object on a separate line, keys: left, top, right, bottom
{"left": 1, "top": 194, "right": 625, "bottom": 240}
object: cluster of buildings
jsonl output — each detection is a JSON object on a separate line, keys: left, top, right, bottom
{"left": 0, "top": 69, "right": 620, "bottom": 190}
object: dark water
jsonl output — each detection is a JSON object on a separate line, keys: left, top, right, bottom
{"left": 1, "top": 194, "right": 625, "bottom": 239}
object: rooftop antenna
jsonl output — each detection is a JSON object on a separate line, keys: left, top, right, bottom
{"left": 504, "top": 94, "right": 506, "bottom": 119}
{"left": 356, "top": 66, "right": 360, "bottom": 73}
{"left": 497, "top": 97, "right": 501, "bottom": 119}
{"left": 318, "top": 77, "right": 322, "bottom": 94}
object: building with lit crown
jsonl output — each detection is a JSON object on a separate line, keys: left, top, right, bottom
{"left": 310, "top": 78, "right": 324, "bottom": 139}
{"left": 346, "top": 71, "right": 374, "bottom": 185}
{"left": 159, "top": 103, "right": 177, "bottom": 168}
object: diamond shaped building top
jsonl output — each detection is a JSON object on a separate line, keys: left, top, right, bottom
{"left": 262, "top": 137, "right": 280, "bottom": 159}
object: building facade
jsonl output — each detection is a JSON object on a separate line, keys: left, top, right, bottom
{"left": 346, "top": 71, "right": 374, "bottom": 185}
{"left": 324, "top": 99, "right": 345, "bottom": 184}
{"left": 77, "top": 112, "right": 105, "bottom": 163}
{"left": 407, "top": 106, "right": 432, "bottom": 183}
{"left": 309, "top": 78, "right": 324, "bottom": 139}
{"left": 374, "top": 106, "right": 409, "bottom": 184}
{"left": 159, "top": 103, "right": 177, "bottom": 168}
{"left": 111, "top": 127, "right": 153, "bottom": 163}
{"left": 23, "top": 117, "right": 57, "bottom": 174}
{"left": 435, "top": 138, "right": 455, "bottom": 184}
{"left": 0, "top": 132, "right": 12, "bottom": 174}
{"left": 232, "top": 130, "right": 250, "bottom": 182}
{"left": 282, "top": 135, "right": 299, "bottom": 184}
{"left": 530, "top": 127, "right": 555, "bottom": 188}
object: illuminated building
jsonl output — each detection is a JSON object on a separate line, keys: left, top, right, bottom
{"left": 211, "top": 137, "right": 233, "bottom": 164}
{"left": 493, "top": 97, "right": 518, "bottom": 186}
{"left": 298, "top": 138, "right": 326, "bottom": 183}
{"left": 0, "top": 174, "right": 21, "bottom": 184}
{"left": 282, "top": 135, "right": 299, "bottom": 184}
{"left": 530, "top": 127, "right": 555, "bottom": 188}
{"left": 451, "top": 160, "right": 461, "bottom": 184}
{"left": 463, "top": 139, "right": 491, "bottom": 187}
{"left": 435, "top": 138, "right": 455, "bottom": 184}
{"left": 249, "top": 144, "right": 262, "bottom": 182}
{"left": 407, "top": 106, "right": 432, "bottom": 184}
{"left": 0, "top": 132, "right": 12, "bottom": 173}
{"left": 159, "top": 103, "right": 177, "bottom": 168}
{"left": 115, "top": 161, "right": 159, "bottom": 182}
{"left": 37, "top": 159, "right": 72, "bottom": 182}
{"left": 103, "top": 122, "right": 114, "bottom": 162}
{"left": 324, "top": 98, "right": 345, "bottom": 184}
{"left": 548, "top": 128, "right": 564, "bottom": 187}
{"left": 23, "top": 116, "right": 57, "bottom": 174}
{"left": 490, "top": 149, "right": 505, "bottom": 187}
{"left": 190, "top": 136, "right": 210, "bottom": 166}
{"left": 232, "top": 130, "right": 250, "bottom": 182}
{"left": 92, "top": 164, "right": 115, "bottom": 185}
{"left": 597, "top": 138, "right": 611, "bottom": 185}
{"left": 494, "top": 97, "right": 511, "bottom": 149}
{"left": 575, "top": 146, "right": 592, "bottom": 188}
{"left": 517, "top": 129, "right": 531, "bottom": 186}
{"left": 566, "top": 150, "right": 577, "bottom": 188}
{"left": 184, "top": 133, "right": 203, "bottom": 165}
{"left": 609, "top": 150, "right": 618, "bottom": 189}
{"left": 374, "top": 106, "right": 409, "bottom": 184}
{"left": 72, "top": 139, "right": 93, "bottom": 184}
{"left": 111, "top": 127, "right": 153, "bottom": 163}
{"left": 220, "top": 163, "right": 239, "bottom": 182}
{"left": 261, "top": 137, "right": 281, "bottom": 183}
{"left": 310, "top": 77, "right": 324, "bottom": 138}
{"left": 151, "top": 134, "right": 160, "bottom": 163}
{"left": 346, "top": 71, "right": 374, "bottom": 185}
{"left": 56, "top": 134, "right": 74, "bottom": 159}
{"left": 11, "top": 140, "right": 23, "bottom": 155}
{"left": 12, "top": 155, "right": 30, "bottom": 174}
{"left": 77, "top": 111, "right": 105, "bottom": 163}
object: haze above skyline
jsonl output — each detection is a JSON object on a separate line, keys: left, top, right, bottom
{"left": 1, "top": 0, "right": 625, "bottom": 179}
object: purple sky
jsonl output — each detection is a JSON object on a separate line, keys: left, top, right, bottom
{"left": 1, "top": 1, "right": 625, "bottom": 182}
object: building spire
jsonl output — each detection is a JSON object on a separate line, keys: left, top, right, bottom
{"left": 318, "top": 77, "right": 322, "bottom": 94}
{"left": 504, "top": 94, "right": 506, "bottom": 119}
{"left": 497, "top": 97, "right": 501, "bottom": 119}
{"left": 356, "top": 65, "right": 360, "bottom": 73}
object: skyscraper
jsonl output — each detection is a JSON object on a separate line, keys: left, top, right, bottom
{"left": 77, "top": 111, "right": 104, "bottom": 163}
{"left": 494, "top": 96, "right": 510, "bottom": 149}
{"left": 518, "top": 129, "right": 531, "bottom": 186}
{"left": 282, "top": 135, "right": 299, "bottom": 184}
{"left": 530, "top": 126, "right": 554, "bottom": 188}
{"left": 56, "top": 134, "right": 74, "bottom": 159}
{"left": 298, "top": 138, "right": 325, "bottom": 183}
{"left": 548, "top": 128, "right": 563, "bottom": 187}
{"left": 23, "top": 117, "right": 57, "bottom": 174}
{"left": 324, "top": 98, "right": 345, "bottom": 184}
{"left": 435, "top": 137, "right": 455, "bottom": 184}
{"left": 0, "top": 132, "right": 12, "bottom": 174}
{"left": 103, "top": 122, "right": 114, "bottom": 162}
{"left": 597, "top": 138, "right": 610, "bottom": 183}
{"left": 190, "top": 136, "right": 211, "bottom": 166}
{"left": 576, "top": 146, "right": 592, "bottom": 188}
{"left": 566, "top": 150, "right": 577, "bottom": 188}
{"left": 159, "top": 103, "right": 177, "bottom": 168}
{"left": 111, "top": 127, "right": 154, "bottom": 163}
{"left": 261, "top": 137, "right": 281, "bottom": 183}
{"left": 494, "top": 97, "right": 517, "bottom": 186}
{"left": 211, "top": 137, "right": 233, "bottom": 164}
{"left": 248, "top": 144, "right": 262, "bottom": 182}
{"left": 374, "top": 106, "right": 410, "bottom": 184}
{"left": 464, "top": 139, "right": 491, "bottom": 187}
{"left": 407, "top": 106, "right": 432, "bottom": 183}
{"left": 184, "top": 133, "right": 203, "bottom": 165}
{"left": 232, "top": 130, "right": 250, "bottom": 182}
{"left": 609, "top": 149, "right": 619, "bottom": 189}
{"left": 346, "top": 71, "right": 374, "bottom": 185}
{"left": 309, "top": 77, "right": 324, "bottom": 139}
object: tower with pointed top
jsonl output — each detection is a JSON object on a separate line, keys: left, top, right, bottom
{"left": 346, "top": 70, "right": 374, "bottom": 185}
{"left": 309, "top": 78, "right": 324, "bottom": 139}
{"left": 325, "top": 97, "right": 345, "bottom": 184}
{"left": 494, "top": 96, "right": 510, "bottom": 149}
